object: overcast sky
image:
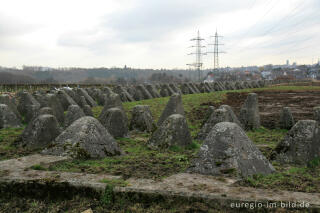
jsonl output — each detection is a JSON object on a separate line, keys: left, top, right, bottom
{"left": 0, "top": 0, "right": 319, "bottom": 69}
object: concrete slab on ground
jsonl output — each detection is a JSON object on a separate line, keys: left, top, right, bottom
{"left": 0, "top": 154, "right": 319, "bottom": 210}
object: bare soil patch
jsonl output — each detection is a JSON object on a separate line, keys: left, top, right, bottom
{"left": 219, "top": 90, "right": 320, "bottom": 129}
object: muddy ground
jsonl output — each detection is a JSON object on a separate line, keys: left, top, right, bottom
{"left": 210, "top": 90, "right": 320, "bottom": 129}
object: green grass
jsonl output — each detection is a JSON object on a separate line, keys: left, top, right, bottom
{"left": 92, "top": 91, "right": 228, "bottom": 124}
{"left": 247, "top": 127, "right": 288, "bottom": 148}
{"left": 92, "top": 106, "right": 102, "bottom": 118}
{"left": 0, "top": 127, "right": 32, "bottom": 161}
{"left": 91, "top": 91, "right": 229, "bottom": 145}
{"left": 0, "top": 191, "right": 234, "bottom": 212}
{"left": 243, "top": 127, "right": 320, "bottom": 193}
{"left": 92, "top": 84, "right": 320, "bottom": 129}
{"left": 307, "top": 157, "right": 320, "bottom": 168}
{"left": 0, "top": 127, "right": 24, "bottom": 148}
{"left": 30, "top": 164, "right": 47, "bottom": 171}
{"left": 18, "top": 84, "right": 320, "bottom": 193}
{"left": 49, "top": 135, "right": 198, "bottom": 179}
{"left": 236, "top": 85, "right": 320, "bottom": 92}
{"left": 52, "top": 84, "right": 320, "bottom": 183}
{"left": 261, "top": 85, "right": 320, "bottom": 91}
{"left": 238, "top": 161, "right": 320, "bottom": 193}
{"left": 237, "top": 125, "right": 320, "bottom": 193}
{"left": 50, "top": 88, "right": 293, "bottom": 181}
{"left": 246, "top": 127, "right": 288, "bottom": 158}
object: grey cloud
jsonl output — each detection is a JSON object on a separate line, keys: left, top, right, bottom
{"left": 57, "top": 29, "right": 102, "bottom": 47}
{"left": 0, "top": 14, "right": 40, "bottom": 37}
{"left": 58, "top": 0, "right": 253, "bottom": 48}
{"left": 56, "top": 0, "right": 319, "bottom": 66}
{"left": 104, "top": 0, "right": 252, "bottom": 42}
{"left": 226, "top": 0, "right": 320, "bottom": 53}
{"left": 227, "top": 0, "right": 319, "bottom": 42}
{"left": 0, "top": 13, "right": 43, "bottom": 51}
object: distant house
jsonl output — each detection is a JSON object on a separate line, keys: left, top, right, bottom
{"left": 308, "top": 68, "right": 320, "bottom": 79}
{"left": 204, "top": 73, "right": 215, "bottom": 82}
{"left": 261, "top": 71, "right": 272, "bottom": 80}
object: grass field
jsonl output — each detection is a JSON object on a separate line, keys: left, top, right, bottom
{"left": 1, "top": 85, "right": 320, "bottom": 192}
{"left": 46, "top": 85, "right": 320, "bottom": 192}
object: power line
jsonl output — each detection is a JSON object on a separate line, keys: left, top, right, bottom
{"left": 228, "top": 0, "right": 310, "bottom": 55}
{"left": 230, "top": 15, "right": 320, "bottom": 56}
{"left": 242, "top": 0, "right": 278, "bottom": 35}
{"left": 273, "top": 36, "right": 320, "bottom": 55}
{"left": 258, "top": 0, "right": 308, "bottom": 38}
{"left": 226, "top": 0, "right": 278, "bottom": 53}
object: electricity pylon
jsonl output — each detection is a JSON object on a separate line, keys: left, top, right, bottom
{"left": 187, "top": 30, "right": 206, "bottom": 82}
{"left": 207, "top": 30, "right": 225, "bottom": 72}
